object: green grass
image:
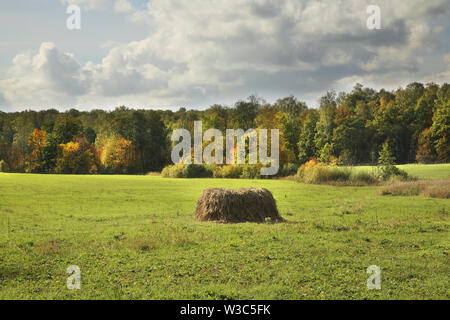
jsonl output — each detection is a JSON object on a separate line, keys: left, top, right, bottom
{"left": 0, "top": 164, "right": 449, "bottom": 300}
{"left": 350, "top": 163, "right": 450, "bottom": 180}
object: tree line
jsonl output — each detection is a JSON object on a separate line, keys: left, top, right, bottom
{"left": 0, "top": 82, "right": 448, "bottom": 174}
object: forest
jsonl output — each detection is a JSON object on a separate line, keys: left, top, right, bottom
{"left": 0, "top": 82, "right": 448, "bottom": 175}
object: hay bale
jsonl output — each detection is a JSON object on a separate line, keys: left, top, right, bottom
{"left": 195, "top": 188, "right": 284, "bottom": 223}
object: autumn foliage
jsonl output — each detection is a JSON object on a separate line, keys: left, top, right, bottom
{"left": 0, "top": 82, "right": 448, "bottom": 175}
{"left": 56, "top": 137, "right": 98, "bottom": 174}
{"left": 100, "top": 135, "right": 139, "bottom": 173}
{"left": 26, "top": 128, "right": 47, "bottom": 173}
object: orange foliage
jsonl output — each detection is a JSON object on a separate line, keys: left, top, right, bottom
{"left": 304, "top": 158, "right": 318, "bottom": 167}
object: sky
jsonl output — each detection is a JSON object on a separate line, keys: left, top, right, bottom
{"left": 0, "top": 0, "right": 449, "bottom": 112}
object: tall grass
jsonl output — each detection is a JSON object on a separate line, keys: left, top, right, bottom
{"left": 381, "top": 180, "right": 450, "bottom": 199}
{"left": 296, "top": 159, "right": 376, "bottom": 185}
{"left": 297, "top": 162, "right": 351, "bottom": 184}
{"left": 296, "top": 159, "right": 414, "bottom": 185}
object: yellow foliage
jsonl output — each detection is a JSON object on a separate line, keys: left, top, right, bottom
{"left": 100, "top": 135, "right": 138, "bottom": 173}
{"left": 26, "top": 128, "right": 47, "bottom": 172}
{"left": 56, "top": 140, "right": 97, "bottom": 174}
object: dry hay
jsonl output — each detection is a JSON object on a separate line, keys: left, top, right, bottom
{"left": 195, "top": 188, "right": 284, "bottom": 223}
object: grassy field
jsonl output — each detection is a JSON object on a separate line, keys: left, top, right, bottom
{"left": 0, "top": 164, "right": 449, "bottom": 300}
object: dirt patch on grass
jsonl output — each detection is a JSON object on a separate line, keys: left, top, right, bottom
{"left": 35, "top": 240, "right": 62, "bottom": 255}
{"left": 130, "top": 233, "right": 197, "bottom": 251}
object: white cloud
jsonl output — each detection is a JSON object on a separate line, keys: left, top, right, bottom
{"left": 444, "top": 54, "right": 450, "bottom": 65}
{"left": 60, "top": 0, "right": 109, "bottom": 10}
{"left": 112, "top": 0, "right": 150, "bottom": 23}
{"left": 1, "top": 0, "right": 449, "bottom": 110}
{"left": 113, "top": 0, "right": 133, "bottom": 13}
{"left": 423, "top": 53, "right": 450, "bottom": 84}
{"left": 0, "top": 43, "right": 90, "bottom": 108}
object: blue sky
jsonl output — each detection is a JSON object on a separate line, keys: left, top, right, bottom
{"left": 0, "top": 0, "right": 449, "bottom": 111}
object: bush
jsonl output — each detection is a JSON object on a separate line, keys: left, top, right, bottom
{"left": 182, "top": 164, "right": 213, "bottom": 178}
{"left": 241, "top": 164, "right": 261, "bottom": 179}
{"left": 376, "top": 164, "right": 409, "bottom": 181}
{"left": 0, "top": 160, "right": 8, "bottom": 172}
{"left": 161, "top": 163, "right": 296, "bottom": 180}
{"left": 219, "top": 165, "right": 243, "bottom": 179}
{"left": 297, "top": 160, "right": 352, "bottom": 184}
{"left": 161, "top": 164, "right": 173, "bottom": 177}
{"left": 375, "top": 141, "right": 410, "bottom": 181}
{"left": 277, "top": 163, "right": 299, "bottom": 177}
{"left": 297, "top": 160, "right": 379, "bottom": 185}
{"left": 161, "top": 164, "right": 185, "bottom": 178}
{"left": 161, "top": 164, "right": 213, "bottom": 178}
{"left": 212, "top": 165, "right": 224, "bottom": 178}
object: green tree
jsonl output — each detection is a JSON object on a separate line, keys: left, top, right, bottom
{"left": 297, "top": 110, "right": 319, "bottom": 164}
{"left": 53, "top": 116, "right": 83, "bottom": 144}
{"left": 378, "top": 140, "right": 396, "bottom": 166}
{"left": 232, "top": 96, "right": 262, "bottom": 130}
{"left": 430, "top": 103, "right": 450, "bottom": 162}
{"left": 314, "top": 104, "right": 336, "bottom": 158}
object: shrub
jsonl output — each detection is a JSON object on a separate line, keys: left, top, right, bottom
{"left": 162, "top": 164, "right": 213, "bottom": 178}
{"left": 0, "top": 160, "right": 8, "bottom": 172}
{"left": 161, "top": 164, "right": 185, "bottom": 178}
{"left": 162, "top": 164, "right": 249, "bottom": 179}
{"left": 220, "top": 165, "right": 243, "bottom": 179}
{"left": 241, "top": 164, "right": 261, "bottom": 179}
{"left": 160, "top": 165, "right": 170, "bottom": 177}
{"left": 182, "top": 164, "right": 213, "bottom": 178}
{"left": 297, "top": 160, "right": 381, "bottom": 185}
{"left": 277, "top": 163, "right": 299, "bottom": 177}
{"left": 212, "top": 165, "right": 224, "bottom": 178}
{"left": 376, "top": 164, "right": 409, "bottom": 181}
{"left": 161, "top": 163, "right": 301, "bottom": 180}
{"left": 297, "top": 161, "right": 352, "bottom": 184}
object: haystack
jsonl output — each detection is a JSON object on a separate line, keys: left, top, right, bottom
{"left": 195, "top": 188, "right": 284, "bottom": 223}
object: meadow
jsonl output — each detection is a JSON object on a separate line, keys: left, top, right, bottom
{"left": 0, "top": 164, "right": 449, "bottom": 300}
